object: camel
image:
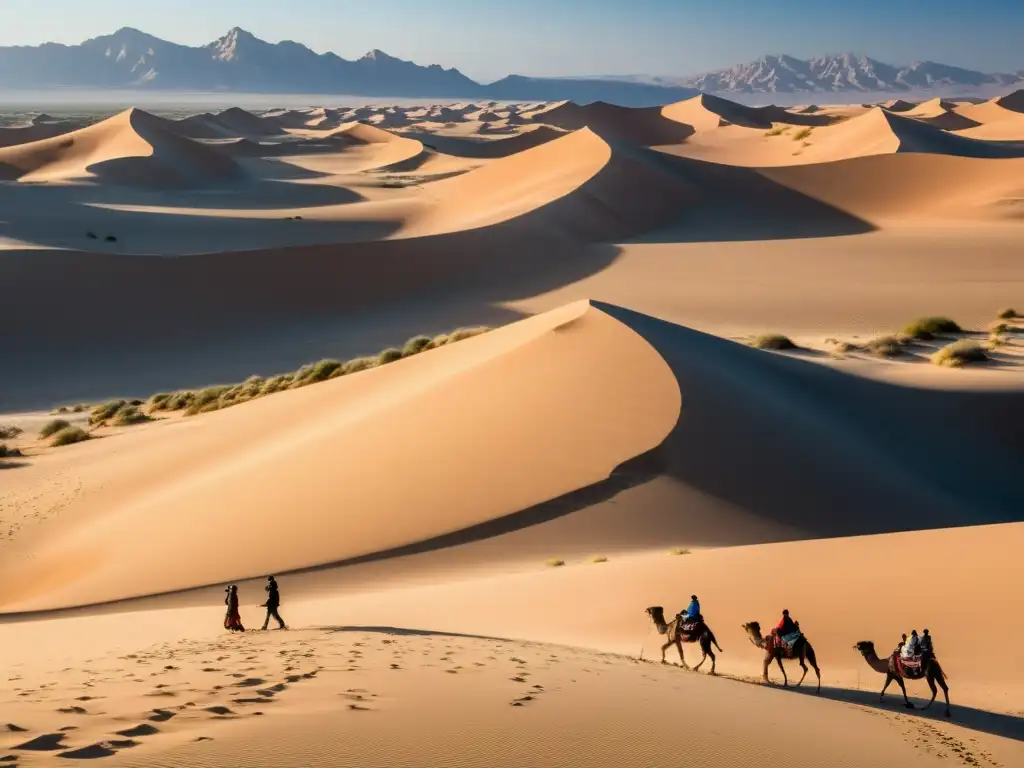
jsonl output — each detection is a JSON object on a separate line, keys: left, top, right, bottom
{"left": 742, "top": 621, "right": 821, "bottom": 693}
{"left": 853, "top": 641, "right": 951, "bottom": 718}
{"left": 645, "top": 606, "right": 722, "bottom": 674}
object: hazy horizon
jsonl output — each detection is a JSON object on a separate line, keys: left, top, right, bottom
{"left": 2, "top": 0, "right": 1022, "bottom": 82}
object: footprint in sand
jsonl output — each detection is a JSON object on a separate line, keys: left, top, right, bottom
{"left": 510, "top": 676, "right": 527, "bottom": 683}
{"left": 1, "top": 756, "right": 18, "bottom": 763}
{"left": 234, "top": 678, "right": 265, "bottom": 688}
{"left": 204, "top": 706, "right": 236, "bottom": 717}
{"left": 55, "top": 706, "right": 88, "bottom": 715}
{"left": 5, "top": 725, "right": 28, "bottom": 733}
{"left": 148, "top": 710, "right": 177, "bottom": 722}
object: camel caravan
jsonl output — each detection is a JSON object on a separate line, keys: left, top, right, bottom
{"left": 644, "top": 597, "right": 951, "bottom": 718}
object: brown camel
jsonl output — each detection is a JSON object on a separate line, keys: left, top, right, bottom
{"left": 853, "top": 641, "right": 951, "bottom": 718}
{"left": 742, "top": 621, "right": 821, "bottom": 693}
{"left": 645, "top": 606, "right": 722, "bottom": 674}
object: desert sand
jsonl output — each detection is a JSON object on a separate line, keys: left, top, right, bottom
{"left": 2, "top": 90, "right": 1023, "bottom": 767}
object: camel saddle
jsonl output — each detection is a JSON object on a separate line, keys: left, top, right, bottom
{"left": 769, "top": 631, "right": 803, "bottom": 656}
{"left": 894, "top": 653, "right": 927, "bottom": 679}
{"left": 678, "top": 616, "right": 705, "bottom": 639}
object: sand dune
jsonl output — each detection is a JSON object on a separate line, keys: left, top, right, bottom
{"left": 525, "top": 100, "right": 696, "bottom": 145}
{"left": 879, "top": 99, "right": 917, "bottom": 112}
{"left": 406, "top": 128, "right": 700, "bottom": 237}
{"left": 0, "top": 121, "right": 83, "bottom": 148}
{"left": 798, "top": 107, "right": 1024, "bottom": 162}
{"left": 0, "top": 108, "right": 242, "bottom": 187}
{"left": 663, "top": 93, "right": 833, "bottom": 132}
{"left": 325, "top": 121, "right": 426, "bottom": 170}
{"left": 414, "top": 124, "right": 566, "bottom": 158}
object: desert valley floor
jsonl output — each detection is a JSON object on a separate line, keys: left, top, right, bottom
{"left": 1, "top": 92, "right": 1023, "bottom": 767}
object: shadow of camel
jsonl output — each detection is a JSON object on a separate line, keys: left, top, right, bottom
{"left": 739, "top": 678, "right": 1024, "bottom": 742}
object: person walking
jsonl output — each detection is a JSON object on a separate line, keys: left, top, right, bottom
{"left": 261, "top": 575, "right": 287, "bottom": 631}
{"left": 224, "top": 585, "right": 245, "bottom": 632}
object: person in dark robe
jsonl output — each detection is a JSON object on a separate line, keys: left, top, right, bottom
{"left": 224, "top": 585, "right": 245, "bottom": 632}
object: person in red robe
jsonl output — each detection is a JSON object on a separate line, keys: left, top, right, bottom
{"left": 224, "top": 585, "right": 245, "bottom": 632}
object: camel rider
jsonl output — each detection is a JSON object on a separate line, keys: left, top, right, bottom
{"left": 896, "top": 633, "right": 907, "bottom": 656}
{"left": 902, "top": 629, "right": 921, "bottom": 659}
{"left": 774, "top": 609, "right": 800, "bottom": 645}
{"left": 679, "top": 595, "right": 701, "bottom": 624}
{"left": 918, "top": 628, "right": 933, "bottom": 657}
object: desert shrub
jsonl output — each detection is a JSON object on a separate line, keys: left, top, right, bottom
{"left": 302, "top": 360, "right": 342, "bottom": 384}
{"left": 378, "top": 348, "right": 403, "bottom": 365}
{"left": 185, "top": 386, "right": 229, "bottom": 415}
{"left": 447, "top": 326, "right": 490, "bottom": 344}
{"left": 670, "top": 547, "right": 692, "bottom": 556}
{"left": 989, "top": 321, "right": 1011, "bottom": 334}
{"left": 589, "top": 555, "right": 608, "bottom": 564}
{"left": 545, "top": 558, "right": 566, "bottom": 568}
{"left": 39, "top": 419, "right": 71, "bottom": 438}
{"left": 343, "top": 357, "right": 377, "bottom": 375}
{"left": 825, "top": 338, "right": 859, "bottom": 353}
{"left": 90, "top": 400, "right": 127, "bottom": 425}
{"left": 766, "top": 125, "right": 789, "bottom": 136}
{"left": 997, "top": 308, "right": 1018, "bottom": 319}
{"left": 105, "top": 235, "right": 117, "bottom": 242}
{"left": 431, "top": 333, "right": 450, "bottom": 347}
{"left": 0, "top": 425, "right": 23, "bottom": 440}
{"left": 161, "top": 391, "right": 196, "bottom": 411}
{"left": 903, "top": 316, "right": 961, "bottom": 340}
{"left": 150, "top": 393, "right": 171, "bottom": 408}
{"left": 751, "top": 334, "right": 797, "bottom": 350}
{"left": 55, "top": 406, "right": 69, "bottom": 414}
{"left": 402, "top": 335, "right": 432, "bottom": 357}
{"left": 793, "top": 128, "right": 813, "bottom": 141}
{"left": 931, "top": 340, "right": 988, "bottom": 368}
{"left": 51, "top": 426, "right": 91, "bottom": 446}
{"left": 112, "top": 405, "right": 151, "bottom": 426}
{"left": 261, "top": 375, "right": 293, "bottom": 395}
{"left": 72, "top": 404, "right": 87, "bottom": 413}
{"left": 988, "top": 333, "right": 1007, "bottom": 347}
{"left": 0, "top": 443, "right": 23, "bottom": 458}
{"left": 864, "top": 335, "right": 905, "bottom": 357}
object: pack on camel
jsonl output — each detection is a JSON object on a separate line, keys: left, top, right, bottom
{"left": 742, "top": 620, "right": 821, "bottom": 693}
{"left": 853, "top": 640, "right": 951, "bottom": 718}
{"left": 644, "top": 606, "right": 723, "bottom": 674}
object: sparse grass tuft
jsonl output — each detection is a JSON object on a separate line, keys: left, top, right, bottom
{"left": 997, "top": 308, "right": 1018, "bottom": 319}
{"left": 0, "top": 443, "right": 23, "bottom": 459}
{"left": 112, "top": 405, "right": 151, "bottom": 426}
{"left": 989, "top": 321, "right": 1011, "bottom": 334}
{"left": 793, "top": 128, "right": 813, "bottom": 141}
{"left": 39, "top": 419, "right": 71, "bottom": 439}
{"left": 931, "top": 340, "right": 989, "bottom": 368}
{"left": 343, "top": 357, "right": 377, "bottom": 375}
{"left": 670, "top": 547, "right": 692, "bottom": 556}
{"left": 545, "top": 558, "right": 566, "bottom": 568}
{"left": 751, "top": 334, "right": 797, "bottom": 350}
{"left": 0, "top": 425, "right": 23, "bottom": 440}
{"left": 864, "top": 335, "right": 905, "bottom": 357}
{"left": 446, "top": 327, "right": 490, "bottom": 344}
{"left": 988, "top": 333, "right": 1007, "bottom": 348}
{"left": 51, "top": 426, "right": 91, "bottom": 447}
{"left": 766, "top": 125, "right": 790, "bottom": 137}
{"left": 589, "top": 555, "right": 608, "bottom": 564}
{"left": 903, "top": 316, "right": 961, "bottom": 340}
{"left": 90, "top": 400, "right": 127, "bottom": 426}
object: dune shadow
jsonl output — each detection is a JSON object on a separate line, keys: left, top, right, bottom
{"left": 629, "top": 151, "right": 877, "bottom": 243}
{"left": 769, "top": 682, "right": 1024, "bottom": 742}
{"left": 319, "top": 625, "right": 508, "bottom": 643}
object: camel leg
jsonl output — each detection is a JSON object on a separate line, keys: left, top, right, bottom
{"left": 707, "top": 647, "right": 716, "bottom": 675}
{"left": 775, "top": 655, "right": 789, "bottom": 687}
{"left": 893, "top": 675, "right": 914, "bottom": 709}
{"left": 675, "top": 641, "right": 689, "bottom": 670}
{"left": 762, "top": 654, "right": 771, "bottom": 683}
{"left": 795, "top": 651, "right": 809, "bottom": 688}
{"left": 924, "top": 676, "right": 938, "bottom": 710}
{"left": 880, "top": 672, "right": 894, "bottom": 702}
{"left": 934, "top": 670, "right": 952, "bottom": 718}
{"left": 805, "top": 644, "right": 821, "bottom": 695}
{"left": 659, "top": 640, "right": 670, "bottom": 664}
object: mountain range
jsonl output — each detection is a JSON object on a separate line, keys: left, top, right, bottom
{"left": 0, "top": 29, "right": 1020, "bottom": 106}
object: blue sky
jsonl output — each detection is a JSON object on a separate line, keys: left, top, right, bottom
{"left": 2, "top": 0, "right": 1021, "bottom": 81}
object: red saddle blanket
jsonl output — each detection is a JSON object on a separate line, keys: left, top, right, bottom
{"left": 895, "top": 654, "right": 926, "bottom": 678}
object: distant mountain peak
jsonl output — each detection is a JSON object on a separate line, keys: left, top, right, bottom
{"left": 359, "top": 49, "right": 398, "bottom": 62}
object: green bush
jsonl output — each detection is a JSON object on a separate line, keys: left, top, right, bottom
{"left": 40, "top": 419, "right": 71, "bottom": 438}
{"left": 90, "top": 400, "right": 127, "bottom": 426}
{"left": 903, "top": 316, "right": 961, "bottom": 340}
{"left": 402, "top": 335, "right": 432, "bottom": 357}
{"left": 446, "top": 327, "right": 490, "bottom": 344}
{"left": 0, "top": 443, "right": 23, "bottom": 458}
{"left": 112, "top": 405, "right": 151, "bottom": 426}
{"left": 792, "top": 128, "right": 813, "bottom": 141}
{"left": 378, "top": 348, "right": 403, "bottom": 365}
{"left": 51, "top": 426, "right": 91, "bottom": 447}
{"left": 343, "top": 357, "right": 377, "bottom": 375}
{"left": 931, "top": 340, "right": 988, "bottom": 368}
{"left": 865, "top": 335, "right": 905, "bottom": 357}
{"left": 751, "top": 334, "right": 797, "bottom": 350}
{"left": 303, "top": 360, "right": 342, "bottom": 383}
{"left": 997, "top": 308, "right": 1018, "bottom": 319}
{"left": 0, "top": 425, "right": 23, "bottom": 440}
